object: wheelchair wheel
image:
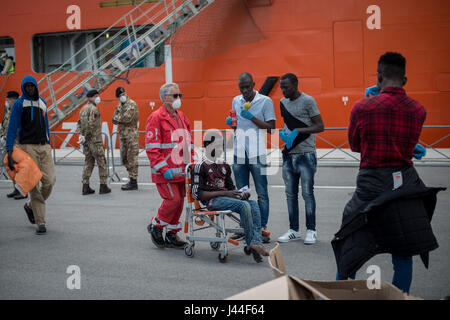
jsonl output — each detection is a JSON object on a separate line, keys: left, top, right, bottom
{"left": 210, "top": 242, "right": 221, "bottom": 250}
{"left": 244, "top": 246, "right": 251, "bottom": 255}
{"left": 184, "top": 244, "right": 194, "bottom": 258}
{"left": 218, "top": 253, "right": 228, "bottom": 263}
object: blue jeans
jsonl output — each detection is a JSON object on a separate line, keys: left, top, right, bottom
{"left": 206, "top": 196, "right": 263, "bottom": 246}
{"left": 336, "top": 255, "right": 413, "bottom": 294}
{"left": 282, "top": 152, "right": 317, "bottom": 231}
{"left": 232, "top": 155, "right": 269, "bottom": 229}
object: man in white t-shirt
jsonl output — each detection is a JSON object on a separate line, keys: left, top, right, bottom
{"left": 225, "top": 73, "right": 276, "bottom": 242}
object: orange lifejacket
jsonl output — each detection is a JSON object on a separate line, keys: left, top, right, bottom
{"left": 3, "top": 147, "right": 42, "bottom": 196}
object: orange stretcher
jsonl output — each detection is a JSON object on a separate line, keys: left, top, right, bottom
{"left": 3, "top": 147, "right": 42, "bottom": 197}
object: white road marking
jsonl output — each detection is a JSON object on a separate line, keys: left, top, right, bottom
{"left": 107, "top": 182, "right": 356, "bottom": 189}
{"left": 111, "top": 182, "right": 156, "bottom": 186}
{"left": 270, "top": 185, "right": 355, "bottom": 189}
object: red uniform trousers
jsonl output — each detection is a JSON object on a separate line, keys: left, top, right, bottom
{"left": 151, "top": 181, "right": 186, "bottom": 234}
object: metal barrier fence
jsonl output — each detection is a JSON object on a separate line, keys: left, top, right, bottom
{"left": 109, "top": 131, "right": 149, "bottom": 182}
{"left": 45, "top": 125, "right": 450, "bottom": 182}
{"left": 50, "top": 131, "right": 112, "bottom": 178}
{"left": 316, "top": 125, "right": 450, "bottom": 162}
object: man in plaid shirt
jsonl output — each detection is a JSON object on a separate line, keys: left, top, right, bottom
{"left": 348, "top": 54, "right": 426, "bottom": 168}
{"left": 336, "top": 52, "right": 431, "bottom": 294}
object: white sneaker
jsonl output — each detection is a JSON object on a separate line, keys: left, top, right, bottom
{"left": 277, "top": 229, "right": 301, "bottom": 243}
{"left": 304, "top": 230, "right": 317, "bottom": 244}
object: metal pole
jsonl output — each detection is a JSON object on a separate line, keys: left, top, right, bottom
{"left": 109, "top": 131, "right": 121, "bottom": 181}
{"left": 222, "top": 129, "right": 227, "bottom": 163}
{"left": 52, "top": 132, "right": 56, "bottom": 164}
{"left": 164, "top": 44, "right": 172, "bottom": 83}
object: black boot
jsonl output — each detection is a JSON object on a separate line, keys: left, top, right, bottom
{"left": 14, "top": 193, "right": 28, "bottom": 200}
{"left": 7, "top": 188, "right": 19, "bottom": 198}
{"left": 121, "top": 178, "right": 138, "bottom": 191}
{"left": 24, "top": 203, "right": 35, "bottom": 225}
{"left": 82, "top": 184, "right": 95, "bottom": 195}
{"left": 148, "top": 224, "right": 165, "bottom": 248}
{"left": 165, "top": 232, "right": 187, "bottom": 249}
{"left": 99, "top": 184, "right": 111, "bottom": 194}
{"left": 35, "top": 224, "right": 47, "bottom": 235}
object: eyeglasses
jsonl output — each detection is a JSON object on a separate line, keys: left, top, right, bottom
{"left": 165, "top": 93, "right": 183, "bottom": 99}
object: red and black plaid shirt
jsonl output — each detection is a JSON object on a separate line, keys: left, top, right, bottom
{"left": 348, "top": 86, "right": 426, "bottom": 168}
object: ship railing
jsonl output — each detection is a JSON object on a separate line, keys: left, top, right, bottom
{"left": 106, "top": 125, "right": 450, "bottom": 181}
{"left": 39, "top": 125, "right": 449, "bottom": 184}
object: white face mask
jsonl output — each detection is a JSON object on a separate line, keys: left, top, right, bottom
{"left": 94, "top": 97, "right": 101, "bottom": 105}
{"left": 119, "top": 95, "right": 127, "bottom": 103}
{"left": 172, "top": 98, "right": 181, "bottom": 110}
{"left": 5, "top": 101, "right": 9, "bottom": 109}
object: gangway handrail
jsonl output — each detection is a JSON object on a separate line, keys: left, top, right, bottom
{"left": 38, "top": 0, "right": 151, "bottom": 85}
{"left": 39, "top": 0, "right": 215, "bottom": 129}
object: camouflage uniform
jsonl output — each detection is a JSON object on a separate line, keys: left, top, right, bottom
{"left": 1, "top": 104, "right": 12, "bottom": 138}
{"left": 112, "top": 97, "right": 139, "bottom": 179}
{"left": 1, "top": 105, "right": 10, "bottom": 184}
{"left": 77, "top": 101, "right": 108, "bottom": 184}
{"left": 1, "top": 105, "right": 19, "bottom": 146}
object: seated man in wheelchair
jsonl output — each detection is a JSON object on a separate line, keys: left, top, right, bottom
{"left": 191, "top": 133, "right": 269, "bottom": 262}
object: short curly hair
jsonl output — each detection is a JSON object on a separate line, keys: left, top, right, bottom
{"left": 378, "top": 52, "right": 406, "bottom": 80}
{"left": 281, "top": 73, "right": 298, "bottom": 86}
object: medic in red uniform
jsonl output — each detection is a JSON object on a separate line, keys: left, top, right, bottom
{"left": 145, "top": 83, "right": 197, "bottom": 249}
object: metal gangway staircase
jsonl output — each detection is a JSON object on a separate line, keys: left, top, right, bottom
{"left": 37, "top": 0, "right": 214, "bottom": 129}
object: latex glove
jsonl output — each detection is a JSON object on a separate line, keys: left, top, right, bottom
{"left": 78, "top": 135, "right": 85, "bottom": 145}
{"left": 226, "top": 116, "right": 232, "bottom": 127}
{"left": 240, "top": 107, "right": 254, "bottom": 120}
{"left": 365, "top": 85, "right": 380, "bottom": 98}
{"left": 413, "top": 144, "right": 426, "bottom": 160}
{"left": 279, "top": 129, "right": 299, "bottom": 149}
{"left": 279, "top": 130, "right": 288, "bottom": 144}
{"left": 7, "top": 150, "right": 17, "bottom": 171}
{"left": 163, "top": 168, "right": 174, "bottom": 180}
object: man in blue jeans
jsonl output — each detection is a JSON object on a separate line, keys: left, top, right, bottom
{"left": 332, "top": 52, "right": 443, "bottom": 294}
{"left": 191, "top": 134, "right": 270, "bottom": 262}
{"left": 337, "top": 256, "right": 413, "bottom": 294}
{"left": 277, "top": 73, "right": 324, "bottom": 245}
{"left": 226, "top": 73, "right": 276, "bottom": 243}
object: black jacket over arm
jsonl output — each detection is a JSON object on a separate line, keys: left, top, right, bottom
{"left": 331, "top": 165, "right": 445, "bottom": 280}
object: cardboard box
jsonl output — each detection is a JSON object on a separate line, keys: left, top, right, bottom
{"left": 227, "top": 243, "right": 421, "bottom": 300}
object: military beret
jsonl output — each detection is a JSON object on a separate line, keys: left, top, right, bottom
{"left": 86, "top": 89, "right": 99, "bottom": 98}
{"left": 6, "top": 91, "right": 19, "bottom": 99}
{"left": 115, "top": 87, "right": 125, "bottom": 98}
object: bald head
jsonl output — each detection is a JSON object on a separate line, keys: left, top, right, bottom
{"left": 238, "top": 72, "right": 255, "bottom": 102}
{"left": 239, "top": 72, "right": 253, "bottom": 83}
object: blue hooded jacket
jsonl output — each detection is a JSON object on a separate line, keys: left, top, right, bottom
{"left": 6, "top": 75, "right": 50, "bottom": 151}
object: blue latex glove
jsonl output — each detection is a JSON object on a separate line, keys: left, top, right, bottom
{"left": 365, "top": 85, "right": 380, "bottom": 98}
{"left": 163, "top": 168, "right": 174, "bottom": 180}
{"left": 240, "top": 107, "right": 254, "bottom": 120}
{"left": 279, "top": 129, "right": 299, "bottom": 149}
{"left": 413, "top": 144, "right": 426, "bottom": 160}
{"left": 226, "top": 116, "right": 232, "bottom": 126}
{"left": 279, "top": 130, "right": 288, "bottom": 143}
